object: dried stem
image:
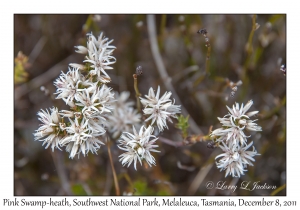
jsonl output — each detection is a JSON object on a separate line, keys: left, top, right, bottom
{"left": 242, "top": 15, "right": 257, "bottom": 81}
{"left": 103, "top": 162, "right": 112, "bottom": 195}
{"left": 107, "top": 139, "right": 120, "bottom": 196}
{"left": 196, "top": 28, "right": 211, "bottom": 76}
{"left": 270, "top": 184, "right": 286, "bottom": 196}
{"left": 147, "top": 14, "right": 203, "bottom": 135}
{"left": 206, "top": 46, "right": 211, "bottom": 74}
{"left": 158, "top": 136, "right": 184, "bottom": 147}
{"left": 158, "top": 14, "right": 167, "bottom": 50}
{"left": 50, "top": 151, "right": 73, "bottom": 195}
{"left": 29, "top": 36, "right": 47, "bottom": 65}
{"left": 133, "top": 74, "right": 142, "bottom": 113}
{"left": 261, "top": 95, "right": 286, "bottom": 120}
{"left": 187, "top": 150, "right": 218, "bottom": 195}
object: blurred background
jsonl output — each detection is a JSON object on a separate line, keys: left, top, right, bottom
{"left": 14, "top": 14, "right": 286, "bottom": 196}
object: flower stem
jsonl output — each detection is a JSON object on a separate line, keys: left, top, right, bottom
{"left": 205, "top": 39, "right": 211, "bottom": 75}
{"left": 133, "top": 74, "right": 142, "bottom": 113}
{"left": 197, "top": 28, "right": 211, "bottom": 75}
{"left": 107, "top": 139, "right": 120, "bottom": 196}
{"left": 270, "top": 184, "right": 286, "bottom": 196}
{"left": 242, "top": 15, "right": 257, "bottom": 83}
{"left": 51, "top": 151, "right": 73, "bottom": 195}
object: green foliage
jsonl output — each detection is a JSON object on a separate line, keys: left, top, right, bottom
{"left": 14, "top": 51, "right": 29, "bottom": 84}
{"left": 176, "top": 115, "right": 189, "bottom": 138}
{"left": 133, "top": 180, "right": 171, "bottom": 196}
{"left": 72, "top": 184, "right": 87, "bottom": 195}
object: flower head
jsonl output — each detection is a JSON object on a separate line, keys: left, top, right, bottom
{"left": 215, "top": 141, "right": 259, "bottom": 177}
{"left": 140, "top": 86, "right": 181, "bottom": 132}
{"left": 211, "top": 100, "right": 261, "bottom": 146}
{"left": 61, "top": 117, "right": 104, "bottom": 158}
{"left": 106, "top": 91, "right": 141, "bottom": 138}
{"left": 54, "top": 67, "right": 84, "bottom": 105}
{"left": 34, "top": 107, "right": 62, "bottom": 151}
{"left": 75, "top": 32, "right": 116, "bottom": 83}
{"left": 108, "top": 107, "right": 141, "bottom": 139}
{"left": 118, "top": 125, "right": 159, "bottom": 170}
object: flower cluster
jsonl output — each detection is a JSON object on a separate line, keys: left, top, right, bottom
{"left": 210, "top": 100, "right": 261, "bottom": 177}
{"left": 117, "top": 86, "right": 181, "bottom": 170}
{"left": 71, "top": 32, "right": 116, "bottom": 83}
{"left": 34, "top": 32, "right": 116, "bottom": 158}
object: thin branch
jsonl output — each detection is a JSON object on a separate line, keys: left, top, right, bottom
{"left": 242, "top": 15, "right": 258, "bottom": 82}
{"left": 107, "top": 139, "right": 120, "bottom": 196}
{"left": 51, "top": 151, "right": 73, "bottom": 195}
{"left": 147, "top": 14, "right": 203, "bottom": 135}
{"left": 81, "top": 181, "right": 93, "bottom": 196}
{"left": 133, "top": 74, "right": 142, "bottom": 113}
{"left": 29, "top": 36, "right": 48, "bottom": 65}
{"left": 187, "top": 150, "right": 218, "bottom": 195}
{"left": 270, "top": 184, "right": 286, "bottom": 196}
{"left": 103, "top": 161, "right": 113, "bottom": 195}
{"left": 158, "top": 136, "right": 184, "bottom": 147}
{"left": 197, "top": 29, "right": 211, "bottom": 75}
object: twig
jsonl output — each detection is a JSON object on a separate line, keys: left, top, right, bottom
{"left": 187, "top": 150, "right": 218, "bottom": 195}
{"left": 270, "top": 184, "right": 286, "bottom": 196}
{"left": 107, "top": 139, "right": 120, "bottom": 196}
{"left": 158, "top": 136, "right": 184, "bottom": 147}
{"left": 242, "top": 15, "right": 257, "bottom": 81}
{"left": 103, "top": 161, "right": 113, "bottom": 195}
{"left": 147, "top": 14, "right": 203, "bottom": 135}
{"left": 81, "top": 181, "right": 93, "bottom": 196}
{"left": 133, "top": 74, "right": 142, "bottom": 113}
{"left": 261, "top": 96, "right": 286, "bottom": 120}
{"left": 51, "top": 151, "right": 73, "bottom": 195}
{"left": 29, "top": 36, "right": 48, "bottom": 65}
{"left": 158, "top": 14, "right": 167, "bottom": 50}
{"left": 197, "top": 29, "right": 211, "bottom": 75}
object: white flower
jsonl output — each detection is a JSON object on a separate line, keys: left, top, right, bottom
{"left": 75, "top": 88, "right": 101, "bottom": 113}
{"left": 96, "top": 84, "right": 115, "bottom": 113}
{"left": 113, "top": 91, "right": 135, "bottom": 110}
{"left": 215, "top": 143, "right": 244, "bottom": 177}
{"left": 62, "top": 118, "right": 90, "bottom": 144}
{"left": 108, "top": 107, "right": 141, "bottom": 139}
{"left": 84, "top": 112, "right": 106, "bottom": 135}
{"left": 237, "top": 141, "right": 260, "bottom": 167}
{"left": 211, "top": 100, "right": 261, "bottom": 146}
{"left": 54, "top": 67, "right": 84, "bottom": 104}
{"left": 78, "top": 32, "right": 116, "bottom": 83}
{"left": 65, "top": 136, "right": 104, "bottom": 159}
{"left": 33, "top": 107, "right": 62, "bottom": 151}
{"left": 215, "top": 141, "right": 259, "bottom": 178}
{"left": 106, "top": 91, "right": 141, "bottom": 138}
{"left": 140, "top": 86, "right": 181, "bottom": 132}
{"left": 118, "top": 125, "right": 159, "bottom": 170}
{"left": 61, "top": 117, "right": 91, "bottom": 158}
{"left": 225, "top": 100, "right": 262, "bottom": 132}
